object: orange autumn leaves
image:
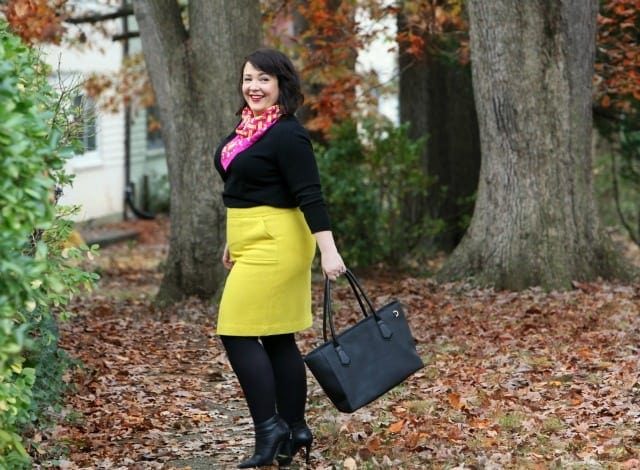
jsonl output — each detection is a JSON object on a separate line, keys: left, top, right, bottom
{"left": 596, "top": 0, "right": 640, "bottom": 114}
{"left": 4, "top": 0, "right": 67, "bottom": 44}
{"left": 397, "top": 0, "right": 468, "bottom": 60}
{"left": 4, "top": 0, "right": 639, "bottom": 131}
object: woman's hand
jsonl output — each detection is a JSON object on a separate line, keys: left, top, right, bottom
{"left": 321, "top": 250, "right": 346, "bottom": 281}
{"left": 222, "top": 244, "right": 234, "bottom": 270}
{"left": 313, "top": 231, "right": 346, "bottom": 281}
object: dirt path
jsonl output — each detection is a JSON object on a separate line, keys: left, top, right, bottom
{"left": 57, "top": 297, "right": 251, "bottom": 468}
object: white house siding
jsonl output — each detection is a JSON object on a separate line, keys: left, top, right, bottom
{"left": 63, "top": 111, "right": 125, "bottom": 220}
{"left": 126, "top": 21, "right": 168, "bottom": 211}
{"left": 128, "top": 107, "right": 167, "bottom": 209}
{"left": 42, "top": 15, "right": 125, "bottom": 222}
{"left": 128, "top": 108, "right": 149, "bottom": 203}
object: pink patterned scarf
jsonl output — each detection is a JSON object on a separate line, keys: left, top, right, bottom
{"left": 220, "top": 105, "right": 282, "bottom": 171}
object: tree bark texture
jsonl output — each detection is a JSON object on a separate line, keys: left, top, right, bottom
{"left": 133, "top": 0, "right": 261, "bottom": 303}
{"left": 438, "top": 0, "right": 633, "bottom": 290}
{"left": 398, "top": 26, "right": 481, "bottom": 251}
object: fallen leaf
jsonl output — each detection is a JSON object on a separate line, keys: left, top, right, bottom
{"left": 367, "top": 436, "right": 381, "bottom": 452}
{"left": 470, "top": 418, "right": 490, "bottom": 429}
{"left": 575, "top": 422, "right": 590, "bottom": 434}
{"left": 448, "top": 392, "right": 463, "bottom": 409}
{"left": 387, "top": 420, "right": 405, "bottom": 433}
{"left": 343, "top": 456, "right": 357, "bottom": 470}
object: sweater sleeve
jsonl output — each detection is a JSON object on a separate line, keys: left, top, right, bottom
{"left": 276, "top": 121, "right": 331, "bottom": 233}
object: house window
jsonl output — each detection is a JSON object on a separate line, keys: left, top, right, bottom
{"left": 73, "top": 93, "right": 98, "bottom": 154}
{"left": 146, "top": 106, "right": 164, "bottom": 150}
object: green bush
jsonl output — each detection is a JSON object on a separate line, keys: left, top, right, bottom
{"left": 0, "top": 21, "right": 97, "bottom": 467}
{"left": 316, "top": 119, "right": 441, "bottom": 268}
{"left": 146, "top": 173, "right": 170, "bottom": 214}
{"left": 315, "top": 122, "right": 380, "bottom": 267}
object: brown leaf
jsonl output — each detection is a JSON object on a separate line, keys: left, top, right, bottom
{"left": 387, "top": 420, "right": 405, "bottom": 434}
{"left": 13, "top": 1, "right": 31, "bottom": 17}
{"left": 447, "top": 392, "right": 463, "bottom": 410}
{"left": 470, "top": 418, "right": 490, "bottom": 429}
{"left": 367, "top": 436, "right": 381, "bottom": 452}
{"left": 404, "top": 432, "right": 421, "bottom": 449}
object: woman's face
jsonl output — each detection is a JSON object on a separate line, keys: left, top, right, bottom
{"left": 242, "top": 62, "right": 279, "bottom": 116}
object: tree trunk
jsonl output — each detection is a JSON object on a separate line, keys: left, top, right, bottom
{"left": 398, "top": 31, "right": 481, "bottom": 251}
{"left": 438, "top": 0, "right": 633, "bottom": 290}
{"left": 133, "top": 0, "right": 261, "bottom": 304}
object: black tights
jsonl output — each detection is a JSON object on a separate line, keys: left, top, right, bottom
{"left": 220, "top": 333, "right": 307, "bottom": 425}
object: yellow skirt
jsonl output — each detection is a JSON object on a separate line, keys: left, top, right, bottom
{"left": 216, "top": 206, "right": 316, "bottom": 336}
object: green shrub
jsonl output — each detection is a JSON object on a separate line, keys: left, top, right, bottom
{"left": 315, "top": 122, "right": 381, "bottom": 267}
{"left": 316, "top": 119, "right": 441, "bottom": 268}
{"left": 146, "top": 173, "right": 170, "bottom": 214}
{"left": 594, "top": 116, "right": 640, "bottom": 245}
{"left": 0, "top": 21, "right": 97, "bottom": 467}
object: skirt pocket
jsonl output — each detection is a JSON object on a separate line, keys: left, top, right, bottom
{"left": 227, "top": 215, "right": 278, "bottom": 264}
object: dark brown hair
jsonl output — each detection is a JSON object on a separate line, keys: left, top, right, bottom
{"left": 237, "top": 48, "right": 304, "bottom": 115}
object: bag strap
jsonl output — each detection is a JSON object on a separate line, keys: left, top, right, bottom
{"left": 344, "top": 269, "right": 377, "bottom": 316}
{"left": 344, "top": 270, "right": 393, "bottom": 340}
{"left": 322, "top": 277, "right": 351, "bottom": 366}
{"left": 322, "top": 271, "right": 370, "bottom": 343}
{"left": 322, "top": 274, "right": 330, "bottom": 343}
{"left": 322, "top": 270, "right": 393, "bottom": 349}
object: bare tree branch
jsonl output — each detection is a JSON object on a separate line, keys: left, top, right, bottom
{"left": 610, "top": 151, "right": 640, "bottom": 245}
{"left": 65, "top": 6, "right": 134, "bottom": 25}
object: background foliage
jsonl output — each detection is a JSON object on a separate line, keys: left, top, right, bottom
{"left": 594, "top": 0, "right": 640, "bottom": 246}
{"left": 0, "top": 20, "right": 97, "bottom": 467}
{"left": 316, "top": 119, "right": 441, "bottom": 268}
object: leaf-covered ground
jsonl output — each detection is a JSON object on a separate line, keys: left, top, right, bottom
{"left": 33, "top": 218, "right": 640, "bottom": 469}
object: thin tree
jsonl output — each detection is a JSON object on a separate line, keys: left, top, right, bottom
{"left": 438, "top": 0, "right": 634, "bottom": 290}
{"left": 133, "top": 1, "right": 261, "bottom": 303}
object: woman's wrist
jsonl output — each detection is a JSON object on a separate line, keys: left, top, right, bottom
{"left": 313, "top": 230, "right": 338, "bottom": 255}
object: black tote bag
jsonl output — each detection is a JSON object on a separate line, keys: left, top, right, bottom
{"left": 304, "top": 270, "right": 424, "bottom": 413}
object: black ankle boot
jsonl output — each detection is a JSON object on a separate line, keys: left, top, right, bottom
{"left": 277, "top": 419, "right": 313, "bottom": 466}
{"left": 238, "top": 415, "right": 290, "bottom": 468}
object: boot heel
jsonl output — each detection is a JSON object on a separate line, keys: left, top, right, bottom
{"left": 303, "top": 442, "right": 312, "bottom": 464}
{"left": 277, "top": 420, "right": 313, "bottom": 466}
{"left": 238, "top": 415, "right": 289, "bottom": 468}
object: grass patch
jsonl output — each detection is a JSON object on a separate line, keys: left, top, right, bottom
{"left": 405, "top": 399, "right": 436, "bottom": 415}
{"left": 541, "top": 416, "right": 565, "bottom": 434}
{"left": 433, "top": 340, "right": 467, "bottom": 355}
{"left": 497, "top": 411, "right": 525, "bottom": 433}
{"left": 63, "top": 409, "right": 84, "bottom": 426}
{"left": 420, "top": 352, "right": 435, "bottom": 365}
{"left": 424, "top": 367, "right": 440, "bottom": 380}
{"left": 526, "top": 355, "right": 554, "bottom": 370}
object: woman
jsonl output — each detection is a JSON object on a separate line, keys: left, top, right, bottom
{"left": 213, "top": 47, "right": 346, "bottom": 468}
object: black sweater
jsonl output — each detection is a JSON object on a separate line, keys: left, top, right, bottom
{"left": 214, "top": 115, "right": 331, "bottom": 233}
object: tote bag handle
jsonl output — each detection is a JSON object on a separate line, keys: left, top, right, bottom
{"left": 322, "top": 270, "right": 394, "bottom": 352}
